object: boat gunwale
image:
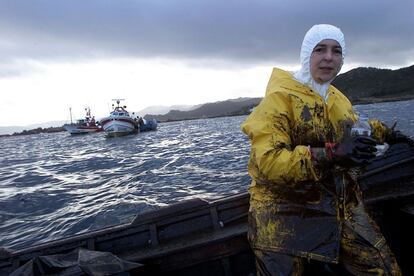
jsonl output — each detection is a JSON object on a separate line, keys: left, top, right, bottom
{"left": 0, "top": 192, "right": 250, "bottom": 267}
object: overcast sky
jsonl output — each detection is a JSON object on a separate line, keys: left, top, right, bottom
{"left": 1, "top": 0, "right": 413, "bottom": 127}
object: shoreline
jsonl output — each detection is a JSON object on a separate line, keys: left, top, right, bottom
{"left": 1, "top": 96, "right": 413, "bottom": 138}
{"left": 352, "top": 95, "right": 414, "bottom": 105}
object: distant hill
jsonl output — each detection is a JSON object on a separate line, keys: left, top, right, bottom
{"left": 144, "top": 65, "right": 414, "bottom": 122}
{"left": 0, "top": 126, "right": 65, "bottom": 138}
{"left": 332, "top": 64, "right": 414, "bottom": 103}
{"left": 136, "top": 104, "right": 197, "bottom": 117}
{"left": 144, "top": 97, "right": 262, "bottom": 122}
{"left": 0, "top": 120, "right": 67, "bottom": 136}
{"left": 2, "top": 65, "right": 414, "bottom": 135}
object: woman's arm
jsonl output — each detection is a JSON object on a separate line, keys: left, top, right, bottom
{"left": 242, "top": 93, "right": 319, "bottom": 184}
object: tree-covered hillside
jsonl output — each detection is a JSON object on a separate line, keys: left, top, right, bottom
{"left": 332, "top": 65, "right": 414, "bottom": 103}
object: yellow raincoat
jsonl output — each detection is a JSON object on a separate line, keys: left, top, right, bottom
{"left": 241, "top": 68, "right": 395, "bottom": 265}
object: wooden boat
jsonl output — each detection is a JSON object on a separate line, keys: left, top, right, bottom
{"left": 63, "top": 107, "right": 102, "bottom": 135}
{"left": 1, "top": 144, "right": 413, "bottom": 275}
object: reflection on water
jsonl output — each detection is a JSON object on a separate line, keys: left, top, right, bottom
{"left": 0, "top": 99, "right": 413, "bottom": 250}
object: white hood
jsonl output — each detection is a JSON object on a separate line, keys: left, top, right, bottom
{"left": 293, "top": 24, "right": 346, "bottom": 101}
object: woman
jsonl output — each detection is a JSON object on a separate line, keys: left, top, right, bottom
{"left": 241, "top": 24, "right": 402, "bottom": 275}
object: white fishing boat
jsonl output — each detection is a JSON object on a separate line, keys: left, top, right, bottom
{"left": 100, "top": 99, "right": 139, "bottom": 137}
{"left": 63, "top": 107, "right": 102, "bottom": 135}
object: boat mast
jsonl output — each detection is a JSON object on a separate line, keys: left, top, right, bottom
{"left": 85, "top": 107, "right": 91, "bottom": 119}
{"left": 69, "top": 107, "right": 73, "bottom": 124}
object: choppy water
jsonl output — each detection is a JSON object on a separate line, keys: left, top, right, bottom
{"left": 1, "top": 99, "right": 413, "bottom": 251}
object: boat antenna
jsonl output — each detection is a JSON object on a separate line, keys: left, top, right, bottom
{"left": 112, "top": 99, "right": 125, "bottom": 108}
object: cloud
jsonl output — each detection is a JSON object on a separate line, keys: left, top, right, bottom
{"left": 1, "top": 0, "right": 413, "bottom": 127}
{"left": 1, "top": 0, "right": 413, "bottom": 71}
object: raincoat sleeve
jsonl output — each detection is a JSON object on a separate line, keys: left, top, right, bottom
{"left": 241, "top": 92, "right": 318, "bottom": 185}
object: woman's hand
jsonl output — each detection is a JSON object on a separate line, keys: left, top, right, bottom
{"left": 331, "top": 136, "right": 377, "bottom": 167}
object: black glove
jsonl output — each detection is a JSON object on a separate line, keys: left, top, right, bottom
{"left": 332, "top": 136, "right": 377, "bottom": 167}
{"left": 386, "top": 130, "right": 414, "bottom": 146}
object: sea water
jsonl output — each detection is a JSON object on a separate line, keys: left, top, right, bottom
{"left": 0, "top": 99, "right": 413, "bottom": 250}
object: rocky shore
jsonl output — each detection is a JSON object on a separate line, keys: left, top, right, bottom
{"left": 0, "top": 126, "right": 65, "bottom": 138}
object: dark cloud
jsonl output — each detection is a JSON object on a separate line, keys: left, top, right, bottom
{"left": 0, "top": 0, "right": 413, "bottom": 70}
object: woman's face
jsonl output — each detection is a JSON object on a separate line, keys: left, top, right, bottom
{"left": 310, "top": 39, "right": 343, "bottom": 84}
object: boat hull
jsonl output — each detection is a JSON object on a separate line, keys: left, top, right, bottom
{"left": 140, "top": 118, "right": 158, "bottom": 132}
{"left": 101, "top": 117, "right": 138, "bottom": 137}
{"left": 63, "top": 124, "right": 101, "bottom": 135}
